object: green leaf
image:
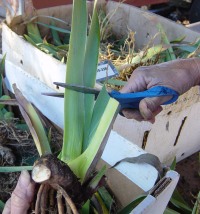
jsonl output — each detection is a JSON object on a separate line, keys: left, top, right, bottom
{"left": 26, "top": 15, "right": 69, "bottom": 25}
{"left": 164, "top": 207, "right": 180, "bottom": 214}
{"left": 88, "top": 165, "right": 106, "bottom": 190}
{"left": 94, "top": 192, "right": 109, "bottom": 214}
{"left": 37, "top": 43, "right": 63, "bottom": 60}
{"left": 170, "top": 35, "right": 186, "bottom": 43}
{"left": 98, "top": 187, "right": 114, "bottom": 212}
{"left": 106, "top": 79, "right": 127, "bottom": 87}
{"left": 175, "top": 45, "right": 197, "bottom": 53}
{"left": 117, "top": 195, "right": 146, "bottom": 214}
{"left": 157, "top": 23, "right": 176, "bottom": 61}
{"left": 118, "top": 44, "right": 169, "bottom": 70}
{"left": 24, "top": 34, "right": 39, "bottom": 47}
{"left": 36, "top": 22, "right": 71, "bottom": 34}
{"left": 27, "top": 23, "right": 43, "bottom": 44}
{"left": 82, "top": 4, "right": 100, "bottom": 151}
{"left": 61, "top": 0, "right": 87, "bottom": 162}
{"left": 170, "top": 157, "right": 176, "bottom": 170}
{"left": 0, "top": 95, "right": 11, "bottom": 109}
{"left": 170, "top": 189, "right": 192, "bottom": 214}
{"left": 81, "top": 200, "right": 90, "bottom": 214}
{"left": 15, "top": 123, "right": 29, "bottom": 131}
{"left": 0, "top": 200, "right": 5, "bottom": 212}
{"left": 68, "top": 88, "right": 119, "bottom": 181}
{"left": 51, "top": 21, "right": 63, "bottom": 46}
{"left": 0, "top": 166, "right": 33, "bottom": 172}
{"left": 4, "top": 111, "right": 14, "bottom": 121}
{"left": 0, "top": 54, "right": 6, "bottom": 97}
{"left": 192, "top": 191, "right": 200, "bottom": 214}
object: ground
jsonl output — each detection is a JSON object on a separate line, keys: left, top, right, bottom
{"left": 176, "top": 151, "right": 200, "bottom": 208}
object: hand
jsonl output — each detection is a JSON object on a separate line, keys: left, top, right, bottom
{"left": 3, "top": 170, "right": 35, "bottom": 214}
{"left": 120, "top": 58, "right": 200, "bottom": 123}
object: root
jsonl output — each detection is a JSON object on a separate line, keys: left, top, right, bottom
{"left": 41, "top": 184, "right": 50, "bottom": 214}
{"left": 66, "top": 202, "right": 73, "bottom": 214}
{"left": 49, "top": 188, "right": 55, "bottom": 209}
{"left": 57, "top": 191, "right": 64, "bottom": 214}
{"left": 52, "top": 184, "right": 79, "bottom": 214}
{"left": 35, "top": 184, "right": 44, "bottom": 214}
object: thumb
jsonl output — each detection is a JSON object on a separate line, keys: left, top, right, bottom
{"left": 139, "top": 95, "right": 172, "bottom": 121}
{"left": 2, "top": 198, "right": 11, "bottom": 214}
{"left": 11, "top": 170, "right": 35, "bottom": 214}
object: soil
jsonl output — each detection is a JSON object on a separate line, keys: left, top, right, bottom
{"left": 0, "top": 116, "right": 63, "bottom": 203}
{"left": 0, "top": 119, "right": 37, "bottom": 202}
{"left": 176, "top": 152, "right": 200, "bottom": 208}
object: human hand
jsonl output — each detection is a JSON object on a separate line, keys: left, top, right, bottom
{"left": 120, "top": 58, "right": 200, "bottom": 123}
{"left": 3, "top": 170, "right": 35, "bottom": 214}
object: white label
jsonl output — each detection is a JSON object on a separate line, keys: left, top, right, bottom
{"left": 96, "top": 60, "right": 118, "bottom": 81}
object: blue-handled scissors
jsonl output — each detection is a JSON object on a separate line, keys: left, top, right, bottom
{"left": 42, "top": 82, "right": 179, "bottom": 110}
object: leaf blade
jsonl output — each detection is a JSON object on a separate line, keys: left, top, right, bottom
{"left": 61, "top": 0, "right": 87, "bottom": 162}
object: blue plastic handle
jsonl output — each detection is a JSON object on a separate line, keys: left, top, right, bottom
{"left": 109, "top": 86, "right": 179, "bottom": 110}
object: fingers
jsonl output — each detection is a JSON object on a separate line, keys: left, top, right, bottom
{"left": 122, "top": 96, "right": 171, "bottom": 122}
{"left": 11, "top": 170, "right": 35, "bottom": 214}
{"left": 2, "top": 198, "right": 11, "bottom": 214}
{"left": 122, "top": 109, "right": 145, "bottom": 121}
{"left": 139, "top": 96, "right": 171, "bottom": 120}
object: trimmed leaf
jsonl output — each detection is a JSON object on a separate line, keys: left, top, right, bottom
{"left": 117, "top": 44, "right": 169, "bottom": 72}
{"left": 98, "top": 187, "right": 114, "bottom": 212}
{"left": 164, "top": 208, "right": 180, "bottom": 214}
{"left": 117, "top": 195, "right": 146, "bottom": 214}
{"left": 36, "top": 22, "right": 71, "bottom": 34}
{"left": 0, "top": 166, "right": 33, "bottom": 172}
{"left": 24, "top": 34, "right": 39, "bottom": 47}
{"left": 170, "top": 35, "right": 186, "bottom": 43}
{"left": 131, "top": 44, "right": 169, "bottom": 64}
{"left": 27, "top": 23, "right": 43, "bottom": 44}
{"left": 25, "top": 15, "right": 69, "bottom": 25}
{"left": 51, "top": 21, "right": 63, "bottom": 46}
{"left": 13, "top": 84, "right": 51, "bottom": 156}
{"left": 157, "top": 23, "right": 176, "bottom": 61}
{"left": 175, "top": 45, "right": 197, "bottom": 53}
{"left": 106, "top": 79, "right": 127, "bottom": 87}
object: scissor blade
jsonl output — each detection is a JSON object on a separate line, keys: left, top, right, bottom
{"left": 53, "top": 82, "right": 100, "bottom": 96}
{"left": 42, "top": 92, "right": 64, "bottom": 98}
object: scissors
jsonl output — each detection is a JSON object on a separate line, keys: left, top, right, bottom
{"left": 43, "top": 82, "right": 179, "bottom": 110}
